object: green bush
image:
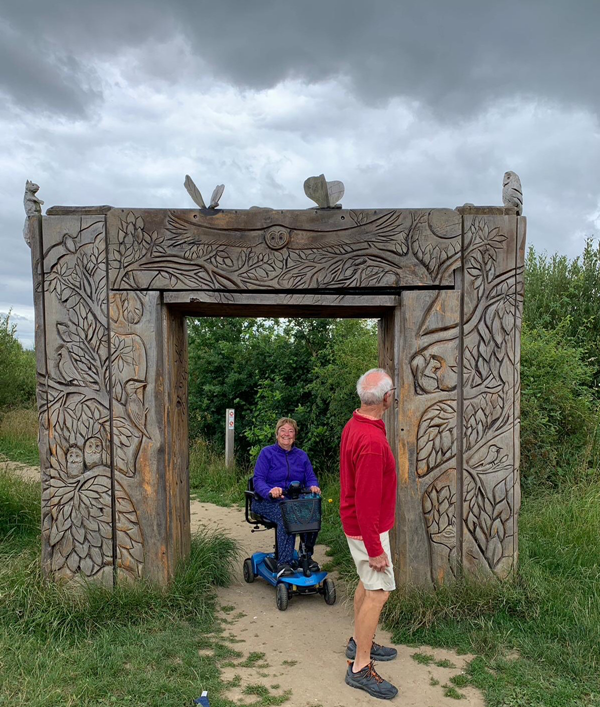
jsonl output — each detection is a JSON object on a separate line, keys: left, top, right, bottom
{"left": 520, "top": 324, "right": 599, "bottom": 491}
{"left": 524, "top": 239, "right": 600, "bottom": 392}
{"left": 0, "top": 313, "right": 36, "bottom": 409}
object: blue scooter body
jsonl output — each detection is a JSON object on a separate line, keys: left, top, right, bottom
{"left": 251, "top": 551, "right": 327, "bottom": 588}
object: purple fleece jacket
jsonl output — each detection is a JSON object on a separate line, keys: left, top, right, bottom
{"left": 253, "top": 444, "right": 319, "bottom": 500}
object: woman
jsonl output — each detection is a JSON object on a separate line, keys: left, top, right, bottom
{"left": 252, "top": 417, "right": 321, "bottom": 576}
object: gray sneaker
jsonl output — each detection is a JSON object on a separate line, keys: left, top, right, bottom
{"left": 346, "top": 637, "right": 398, "bottom": 662}
{"left": 345, "top": 661, "right": 398, "bottom": 700}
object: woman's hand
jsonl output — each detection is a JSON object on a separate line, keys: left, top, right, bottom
{"left": 269, "top": 487, "right": 283, "bottom": 498}
{"left": 310, "top": 486, "right": 321, "bottom": 495}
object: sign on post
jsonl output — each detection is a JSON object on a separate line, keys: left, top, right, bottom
{"left": 225, "top": 408, "right": 235, "bottom": 467}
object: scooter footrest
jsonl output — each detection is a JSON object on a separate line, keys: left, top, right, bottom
{"left": 264, "top": 556, "right": 278, "bottom": 573}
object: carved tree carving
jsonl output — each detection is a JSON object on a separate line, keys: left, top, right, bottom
{"left": 40, "top": 218, "right": 144, "bottom": 582}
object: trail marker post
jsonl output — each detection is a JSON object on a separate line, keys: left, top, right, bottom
{"left": 226, "top": 408, "right": 235, "bottom": 467}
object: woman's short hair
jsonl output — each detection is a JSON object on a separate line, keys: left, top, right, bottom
{"left": 356, "top": 368, "right": 393, "bottom": 406}
{"left": 275, "top": 417, "right": 298, "bottom": 437}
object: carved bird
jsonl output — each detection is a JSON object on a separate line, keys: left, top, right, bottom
{"left": 124, "top": 380, "right": 151, "bottom": 439}
{"left": 184, "top": 175, "right": 225, "bottom": 209}
{"left": 502, "top": 171, "right": 523, "bottom": 215}
{"left": 84, "top": 437, "right": 104, "bottom": 470}
{"left": 66, "top": 445, "right": 84, "bottom": 479}
{"left": 57, "top": 346, "right": 81, "bottom": 384}
{"left": 304, "top": 174, "right": 344, "bottom": 208}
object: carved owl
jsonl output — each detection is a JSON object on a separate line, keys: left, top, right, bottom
{"left": 66, "top": 445, "right": 84, "bottom": 479}
{"left": 84, "top": 437, "right": 104, "bottom": 470}
{"left": 502, "top": 171, "right": 523, "bottom": 215}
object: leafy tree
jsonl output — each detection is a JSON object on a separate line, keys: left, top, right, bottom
{"left": 187, "top": 317, "right": 378, "bottom": 474}
{"left": 0, "top": 313, "right": 36, "bottom": 409}
{"left": 520, "top": 323, "right": 599, "bottom": 490}
{"left": 524, "top": 239, "right": 600, "bottom": 392}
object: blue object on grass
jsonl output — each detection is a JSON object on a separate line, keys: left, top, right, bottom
{"left": 193, "top": 691, "right": 209, "bottom": 705}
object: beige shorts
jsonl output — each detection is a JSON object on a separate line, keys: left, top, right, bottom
{"left": 346, "top": 532, "right": 396, "bottom": 592}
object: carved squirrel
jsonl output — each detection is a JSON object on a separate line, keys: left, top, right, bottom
{"left": 23, "top": 180, "right": 44, "bottom": 247}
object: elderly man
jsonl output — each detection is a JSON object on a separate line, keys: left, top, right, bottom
{"left": 340, "top": 368, "right": 398, "bottom": 700}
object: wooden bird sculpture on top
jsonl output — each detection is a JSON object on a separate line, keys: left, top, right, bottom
{"left": 502, "top": 171, "right": 523, "bottom": 215}
{"left": 184, "top": 175, "right": 224, "bottom": 209}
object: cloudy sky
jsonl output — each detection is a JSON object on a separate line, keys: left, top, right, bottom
{"left": 1, "top": 0, "right": 599, "bottom": 347}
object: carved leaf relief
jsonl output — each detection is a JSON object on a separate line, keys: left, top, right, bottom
{"left": 417, "top": 401, "right": 457, "bottom": 477}
{"left": 464, "top": 471, "right": 514, "bottom": 571}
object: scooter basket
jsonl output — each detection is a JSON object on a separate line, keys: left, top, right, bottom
{"left": 280, "top": 497, "right": 322, "bottom": 534}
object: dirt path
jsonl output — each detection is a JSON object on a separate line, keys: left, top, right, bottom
{"left": 191, "top": 501, "right": 484, "bottom": 707}
{"left": 0, "top": 456, "right": 41, "bottom": 484}
{"left": 2, "top": 459, "right": 484, "bottom": 705}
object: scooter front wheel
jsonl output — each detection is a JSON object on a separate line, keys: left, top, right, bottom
{"left": 276, "top": 582, "right": 289, "bottom": 611}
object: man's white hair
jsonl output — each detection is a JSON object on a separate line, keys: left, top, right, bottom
{"left": 356, "top": 368, "right": 393, "bottom": 406}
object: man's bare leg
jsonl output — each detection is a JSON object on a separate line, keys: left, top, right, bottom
{"left": 352, "top": 588, "right": 389, "bottom": 672}
{"left": 352, "top": 580, "right": 366, "bottom": 641}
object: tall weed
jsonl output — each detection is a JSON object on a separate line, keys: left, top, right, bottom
{"left": 0, "top": 407, "right": 39, "bottom": 466}
{"left": 189, "top": 438, "right": 246, "bottom": 505}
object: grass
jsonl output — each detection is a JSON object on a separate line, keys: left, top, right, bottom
{"left": 380, "top": 482, "right": 600, "bottom": 706}
{"left": 0, "top": 469, "right": 266, "bottom": 707}
{"left": 189, "top": 438, "right": 246, "bottom": 507}
{"left": 0, "top": 407, "right": 39, "bottom": 466}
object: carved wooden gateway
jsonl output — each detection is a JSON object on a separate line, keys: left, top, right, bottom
{"left": 27, "top": 188, "right": 525, "bottom": 588}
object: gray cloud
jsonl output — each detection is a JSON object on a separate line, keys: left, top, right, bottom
{"left": 0, "top": 20, "right": 102, "bottom": 116}
{"left": 1, "top": 1, "right": 599, "bottom": 118}
{"left": 1, "top": 0, "right": 599, "bottom": 348}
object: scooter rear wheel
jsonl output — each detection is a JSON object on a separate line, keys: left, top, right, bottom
{"left": 276, "top": 582, "right": 289, "bottom": 611}
{"left": 243, "top": 558, "right": 255, "bottom": 583}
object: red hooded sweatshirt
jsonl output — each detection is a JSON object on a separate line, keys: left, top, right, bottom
{"left": 339, "top": 412, "right": 397, "bottom": 558}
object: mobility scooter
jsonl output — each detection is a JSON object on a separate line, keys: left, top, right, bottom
{"left": 243, "top": 479, "right": 336, "bottom": 611}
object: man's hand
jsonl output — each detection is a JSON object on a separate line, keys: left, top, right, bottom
{"left": 269, "top": 487, "right": 283, "bottom": 498}
{"left": 309, "top": 486, "right": 321, "bottom": 495}
{"left": 368, "top": 551, "right": 390, "bottom": 572}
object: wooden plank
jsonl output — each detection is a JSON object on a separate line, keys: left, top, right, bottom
{"left": 106, "top": 208, "right": 464, "bottom": 291}
{"left": 397, "top": 290, "right": 461, "bottom": 588}
{"left": 109, "top": 290, "right": 165, "bottom": 584}
{"left": 512, "top": 216, "right": 526, "bottom": 569}
{"left": 164, "top": 291, "right": 401, "bottom": 318}
{"left": 40, "top": 215, "right": 114, "bottom": 586}
{"left": 162, "top": 307, "right": 190, "bottom": 573}
{"left": 29, "top": 215, "right": 52, "bottom": 575}
{"left": 461, "top": 214, "right": 519, "bottom": 580}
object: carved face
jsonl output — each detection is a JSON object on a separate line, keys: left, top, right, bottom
{"left": 84, "top": 437, "right": 103, "bottom": 469}
{"left": 66, "top": 446, "right": 84, "bottom": 478}
{"left": 26, "top": 180, "right": 40, "bottom": 193}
